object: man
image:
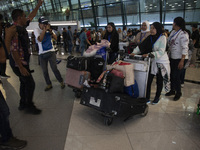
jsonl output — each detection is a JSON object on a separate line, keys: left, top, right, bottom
{"left": 9, "top": 1, "right": 43, "bottom": 114}
{"left": 34, "top": 16, "right": 65, "bottom": 91}
{"left": 0, "top": 15, "right": 27, "bottom": 150}
{"left": 62, "top": 27, "right": 68, "bottom": 53}
{"left": 190, "top": 24, "right": 199, "bottom": 67}
{"left": 67, "top": 26, "right": 73, "bottom": 55}
{"left": 0, "top": 14, "right": 10, "bottom": 78}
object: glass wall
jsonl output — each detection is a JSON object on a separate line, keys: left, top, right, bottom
{"left": 0, "top": 0, "right": 199, "bottom": 30}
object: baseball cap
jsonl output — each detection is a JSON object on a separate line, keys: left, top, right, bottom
{"left": 38, "top": 16, "right": 49, "bottom": 24}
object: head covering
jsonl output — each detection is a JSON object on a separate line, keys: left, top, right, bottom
{"left": 152, "top": 22, "right": 163, "bottom": 36}
{"left": 38, "top": 16, "right": 49, "bottom": 24}
{"left": 141, "top": 21, "right": 150, "bottom": 33}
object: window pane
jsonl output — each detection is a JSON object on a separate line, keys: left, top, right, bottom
{"left": 71, "top": 0, "right": 79, "bottom": 9}
{"left": 82, "top": 7, "right": 93, "bottom": 18}
{"left": 95, "top": 5, "right": 107, "bottom": 26}
{"left": 124, "top": 1, "right": 139, "bottom": 14}
{"left": 165, "top": 11, "right": 183, "bottom": 24}
{"left": 185, "top": 9, "right": 200, "bottom": 23}
{"left": 107, "top": 3, "right": 122, "bottom": 25}
{"left": 141, "top": 12, "right": 160, "bottom": 24}
{"left": 127, "top": 15, "right": 139, "bottom": 25}
{"left": 93, "top": 0, "right": 105, "bottom": 6}
{"left": 80, "top": 0, "right": 92, "bottom": 8}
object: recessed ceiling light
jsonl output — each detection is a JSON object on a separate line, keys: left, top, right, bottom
{"left": 154, "top": 6, "right": 157, "bottom": 7}
{"left": 178, "top": 5, "right": 181, "bottom": 6}
{"left": 150, "top": 4, "right": 152, "bottom": 6}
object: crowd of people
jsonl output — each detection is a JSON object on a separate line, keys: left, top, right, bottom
{"left": 0, "top": 0, "right": 200, "bottom": 148}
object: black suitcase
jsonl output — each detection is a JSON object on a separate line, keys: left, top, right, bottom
{"left": 87, "top": 57, "right": 105, "bottom": 82}
{"left": 66, "top": 56, "right": 88, "bottom": 71}
{"left": 80, "top": 88, "right": 148, "bottom": 125}
{"left": 80, "top": 88, "right": 120, "bottom": 114}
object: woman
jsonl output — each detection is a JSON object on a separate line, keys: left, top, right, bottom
{"left": 134, "top": 21, "right": 150, "bottom": 45}
{"left": 165, "top": 17, "right": 189, "bottom": 101}
{"left": 118, "top": 28, "right": 123, "bottom": 41}
{"left": 103, "top": 22, "right": 119, "bottom": 64}
{"left": 79, "top": 27, "right": 91, "bottom": 56}
{"left": 131, "top": 22, "right": 170, "bottom": 104}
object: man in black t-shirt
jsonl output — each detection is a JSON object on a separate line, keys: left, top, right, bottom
{"left": 190, "top": 24, "right": 199, "bottom": 66}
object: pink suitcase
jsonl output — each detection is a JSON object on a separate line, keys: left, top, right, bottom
{"left": 65, "top": 68, "right": 91, "bottom": 89}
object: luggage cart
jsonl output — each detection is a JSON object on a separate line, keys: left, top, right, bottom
{"left": 80, "top": 55, "right": 151, "bottom": 125}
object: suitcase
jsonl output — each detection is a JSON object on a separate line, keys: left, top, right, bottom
{"left": 87, "top": 57, "right": 105, "bottom": 82}
{"left": 66, "top": 56, "right": 88, "bottom": 71}
{"left": 80, "top": 88, "right": 148, "bottom": 125}
{"left": 65, "top": 68, "right": 90, "bottom": 89}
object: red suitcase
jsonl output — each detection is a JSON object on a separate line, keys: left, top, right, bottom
{"left": 65, "top": 68, "right": 91, "bottom": 89}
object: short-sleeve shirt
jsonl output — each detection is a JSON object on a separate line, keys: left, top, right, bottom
{"left": 34, "top": 28, "right": 55, "bottom": 55}
{"left": 79, "top": 32, "right": 87, "bottom": 47}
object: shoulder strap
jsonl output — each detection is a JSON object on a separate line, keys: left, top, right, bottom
{"left": 0, "top": 36, "right": 9, "bottom": 58}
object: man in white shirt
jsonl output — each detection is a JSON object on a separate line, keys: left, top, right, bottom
{"left": 34, "top": 16, "right": 65, "bottom": 91}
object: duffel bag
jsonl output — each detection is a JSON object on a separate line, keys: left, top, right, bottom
{"left": 66, "top": 56, "right": 87, "bottom": 71}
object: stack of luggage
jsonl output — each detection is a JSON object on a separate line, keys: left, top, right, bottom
{"left": 66, "top": 53, "right": 150, "bottom": 126}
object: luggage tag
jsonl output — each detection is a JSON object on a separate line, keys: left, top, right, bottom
{"left": 89, "top": 97, "right": 101, "bottom": 107}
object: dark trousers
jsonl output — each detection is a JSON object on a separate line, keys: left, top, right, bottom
{"left": 39, "top": 52, "right": 63, "bottom": 85}
{"left": 0, "top": 63, "right": 7, "bottom": 76}
{"left": 0, "top": 91, "right": 13, "bottom": 142}
{"left": 146, "top": 67, "right": 163, "bottom": 100}
{"left": 180, "top": 68, "right": 186, "bottom": 84}
{"left": 108, "top": 52, "right": 118, "bottom": 64}
{"left": 10, "top": 65, "right": 35, "bottom": 106}
{"left": 170, "top": 59, "right": 187, "bottom": 94}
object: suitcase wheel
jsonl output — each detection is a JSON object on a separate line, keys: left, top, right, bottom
{"left": 104, "top": 116, "right": 113, "bottom": 126}
{"left": 75, "top": 90, "right": 82, "bottom": 98}
{"left": 141, "top": 105, "right": 149, "bottom": 116}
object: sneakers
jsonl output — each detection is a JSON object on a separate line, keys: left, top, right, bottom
{"left": 60, "top": 82, "right": 65, "bottom": 89}
{"left": 152, "top": 98, "right": 160, "bottom": 105}
{"left": 25, "top": 105, "right": 42, "bottom": 115}
{"left": 173, "top": 92, "right": 182, "bottom": 101}
{"left": 181, "top": 84, "right": 184, "bottom": 88}
{"left": 45, "top": 84, "right": 53, "bottom": 91}
{"left": 165, "top": 90, "right": 176, "bottom": 96}
{"left": 18, "top": 103, "right": 26, "bottom": 111}
{"left": 146, "top": 99, "right": 151, "bottom": 104}
{"left": 0, "top": 137, "right": 27, "bottom": 149}
{"left": 0, "top": 74, "right": 10, "bottom": 79}
{"left": 56, "top": 59, "right": 62, "bottom": 64}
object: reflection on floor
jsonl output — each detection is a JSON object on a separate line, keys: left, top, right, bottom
{"left": 1, "top": 51, "right": 200, "bottom": 150}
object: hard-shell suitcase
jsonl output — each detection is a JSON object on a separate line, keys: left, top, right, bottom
{"left": 66, "top": 56, "right": 88, "bottom": 71}
{"left": 65, "top": 68, "right": 90, "bottom": 89}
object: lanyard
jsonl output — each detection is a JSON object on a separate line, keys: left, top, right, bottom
{"left": 140, "top": 32, "right": 146, "bottom": 43}
{"left": 168, "top": 29, "right": 181, "bottom": 43}
{"left": 150, "top": 34, "right": 162, "bottom": 49}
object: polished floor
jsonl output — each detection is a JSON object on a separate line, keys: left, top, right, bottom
{"left": 1, "top": 51, "right": 200, "bottom": 150}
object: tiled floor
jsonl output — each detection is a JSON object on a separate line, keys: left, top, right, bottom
{"left": 1, "top": 51, "right": 200, "bottom": 150}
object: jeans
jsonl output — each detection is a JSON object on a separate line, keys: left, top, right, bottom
{"left": 76, "top": 45, "right": 80, "bottom": 53}
{"left": 0, "top": 91, "right": 13, "bottom": 142}
{"left": 80, "top": 45, "right": 86, "bottom": 56}
{"left": 63, "top": 40, "right": 68, "bottom": 52}
{"left": 170, "top": 59, "right": 187, "bottom": 94}
{"left": 39, "top": 52, "right": 63, "bottom": 85}
{"left": 67, "top": 41, "right": 73, "bottom": 54}
{"left": 146, "top": 67, "right": 163, "bottom": 100}
{"left": 10, "top": 65, "right": 35, "bottom": 106}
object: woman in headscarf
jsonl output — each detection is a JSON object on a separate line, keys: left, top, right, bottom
{"left": 103, "top": 22, "right": 119, "bottom": 64}
{"left": 131, "top": 22, "right": 170, "bottom": 104}
{"left": 134, "top": 21, "right": 150, "bottom": 45}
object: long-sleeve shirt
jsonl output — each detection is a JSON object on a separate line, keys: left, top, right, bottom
{"left": 168, "top": 30, "right": 189, "bottom": 59}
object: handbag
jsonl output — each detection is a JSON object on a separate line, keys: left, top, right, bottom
{"left": 107, "top": 61, "right": 134, "bottom": 86}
